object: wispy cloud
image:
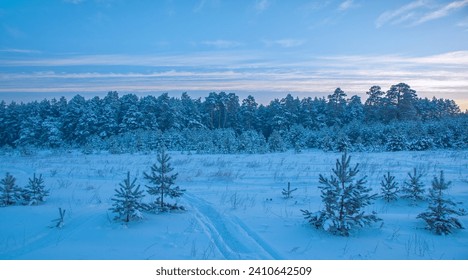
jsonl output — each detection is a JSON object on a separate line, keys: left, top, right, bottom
{"left": 3, "top": 25, "right": 25, "bottom": 38}
{"left": 338, "top": 0, "right": 355, "bottom": 11}
{"left": 254, "top": 0, "right": 270, "bottom": 13}
{"left": 63, "top": 0, "right": 85, "bottom": 4}
{"left": 193, "top": 0, "right": 206, "bottom": 13}
{"left": 1, "top": 50, "right": 467, "bottom": 108}
{"left": 319, "top": 51, "right": 468, "bottom": 66}
{"left": 376, "top": 0, "right": 468, "bottom": 28}
{"left": 263, "top": 39, "right": 305, "bottom": 48}
{"left": 201, "top": 40, "right": 243, "bottom": 48}
{"left": 376, "top": 0, "right": 427, "bottom": 28}
{"left": 415, "top": 0, "right": 468, "bottom": 25}
{"left": 457, "top": 16, "right": 468, "bottom": 30}
{"left": 3, "top": 51, "right": 468, "bottom": 69}
{"left": 0, "top": 48, "right": 41, "bottom": 54}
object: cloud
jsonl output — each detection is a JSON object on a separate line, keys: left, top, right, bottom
{"left": 255, "top": 0, "right": 270, "bottom": 13}
{"left": 63, "top": 0, "right": 85, "bottom": 4}
{"left": 319, "top": 51, "right": 468, "bottom": 67}
{"left": 263, "top": 39, "right": 305, "bottom": 48}
{"left": 0, "top": 51, "right": 267, "bottom": 70}
{"left": 338, "top": 0, "right": 355, "bottom": 11}
{"left": 3, "top": 25, "right": 25, "bottom": 38}
{"left": 0, "top": 48, "right": 41, "bottom": 54}
{"left": 376, "top": 0, "right": 468, "bottom": 28}
{"left": 457, "top": 17, "right": 468, "bottom": 30}
{"left": 415, "top": 0, "right": 468, "bottom": 25}
{"left": 201, "top": 40, "right": 243, "bottom": 48}
{"left": 409, "top": 50, "right": 468, "bottom": 65}
{"left": 3, "top": 50, "right": 468, "bottom": 70}
{"left": 375, "top": 0, "right": 427, "bottom": 28}
{"left": 1, "top": 50, "right": 467, "bottom": 109}
{"left": 193, "top": 0, "right": 206, "bottom": 13}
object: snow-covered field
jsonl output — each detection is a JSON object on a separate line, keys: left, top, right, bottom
{"left": 0, "top": 150, "right": 467, "bottom": 260}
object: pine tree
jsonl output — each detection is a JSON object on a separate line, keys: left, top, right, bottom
{"left": 110, "top": 172, "right": 145, "bottom": 223}
{"left": 386, "top": 135, "right": 407, "bottom": 151}
{"left": 268, "top": 130, "right": 286, "bottom": 152}
{"left": 301, "top": 152, "right": 380, "bottom": 236}
{"left": 144, "top": 149, "right": 185, "bottom": 212}
{"left": 402, "top": 168, "right": 425, "bottom": 203}
{"left": 380, "top": 171, "right": 399, "bottom": 202}
{"left": 0, "top": 173, "right": 22, "bottom": 206}
{"left": 282, "top": 182, "right": 297, "bottom": 199}
{"left": 22, "top": 173, "right": 49, "bottom": 205}
{"left": 417, "top": 171, "right": 465, "bottom": 235}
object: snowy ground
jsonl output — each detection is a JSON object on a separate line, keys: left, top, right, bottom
{"left": 0, "top": 150, "right": 467, "bottom": 260}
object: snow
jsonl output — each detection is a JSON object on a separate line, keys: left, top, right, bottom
{"left": 0, "top": 150, "right": 467, "bottom": 260}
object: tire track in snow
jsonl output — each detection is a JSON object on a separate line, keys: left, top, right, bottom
{"left": 185, "top": 194, "right": 281, "bottom": 260}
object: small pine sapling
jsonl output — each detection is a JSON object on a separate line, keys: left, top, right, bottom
{"left": 417, "top": 171, "right": 465, "bottom": 235}
{"left": 282, "top": 182, "right": 297, "bottom": 199}
{"left": 50, "top": 207, "right": 66, "bottom": 228}
{"left": 380, "top": 171, "right": 399, "bottom": 202}
{"left": 110, "top": 172, "right": 145, "bottom": 223}
{"left": 23, "top": 173, "right": 49, "bottom": 205}
{"left": 301, "top": 152, "right": 380, "bottom": 236}
{"left": 144, "top": 149, "right": 185, "bottom": 212}
{"left": 402, "top": 168, "right": 425, "bottom": 203}
{"left": 0, "top": 172, "right": 22, "bottom": 206}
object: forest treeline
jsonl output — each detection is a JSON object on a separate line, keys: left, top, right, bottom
{"left": 0, "top": 83, "right": 467, "bottom": 154}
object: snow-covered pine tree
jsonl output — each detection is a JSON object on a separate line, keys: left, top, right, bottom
{"left": 386, "top": 135, "right": 407, "bottom": 151}
{"left": 22, "top": 173, "right": 49, "bottom": 205}
{"left": 417, "top": 171, "right": 465, "bottom": 235}
{"left": 0, "top": 172, "right": 22, "bottom": 206}
{"left": 282, "top": 182, "right": 297, "bottom": 199}
{"left": 335, "top": 134, "right": 351, "bottom": 152}
{"left": 110, "top": 172, "right": 145, "bottom": 223}
{"left": 268, "top": 130, "right": 286, "bottom": 152}
{"left": 402, "top": 168, "right": 425, "bottom": 203}
{"left": 144, "top": 149, "right": 185, "bottom": 212}
{"left": 301, "top": 152, "right": 380, "bottom": 236}
{"left": 380, "top": 171, "right": 399, "bottom": 202}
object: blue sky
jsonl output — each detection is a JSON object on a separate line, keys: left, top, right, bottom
{"left": 0, "top": 0, "right": 467, "bottom": 109}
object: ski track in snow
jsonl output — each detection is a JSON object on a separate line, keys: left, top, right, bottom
{"left": 184, "top": 193, "right": 282, "bottom": 260}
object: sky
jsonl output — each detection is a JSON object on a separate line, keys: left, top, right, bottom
{"left": 0, "top": 0, "right": 467, "bottom": 109}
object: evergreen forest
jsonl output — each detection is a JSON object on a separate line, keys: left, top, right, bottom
{"left": 1, "top": 83, "right": 466, "bottom": 154}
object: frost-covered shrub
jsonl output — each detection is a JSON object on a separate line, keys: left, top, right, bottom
{"left": 161, "top": 129, "right": 186, "bottom": 151}
{"left": 82, "top": 135, "right": 106, "bottom": 154}
{"left": 238, "top": 130, "right": 267, "bottom": 154}
{"left": 386, "top": 135, "right": 407, "bottom": 151}
{"left": 212, "top": 129, "right": 238, "bottom": 153}
{"left": 304, "top": 131, "right": 321, "bottom": 149}
{"left": 319, "top": 134, "right": 335, "bottom": 152}
{"left": 409, "top": 137, "right": 434, "bottom": 151}
{"left": 268, "top": 130, "right": 287, "bottom": 152}
{"left": 183, "top": 129, "right": 215, "bottom": 154}
{"left": 288, "top": 125, "right": 307, "bottom": 153}
{"left": 335, "top": 134, "right": 352, "bottom": 152}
